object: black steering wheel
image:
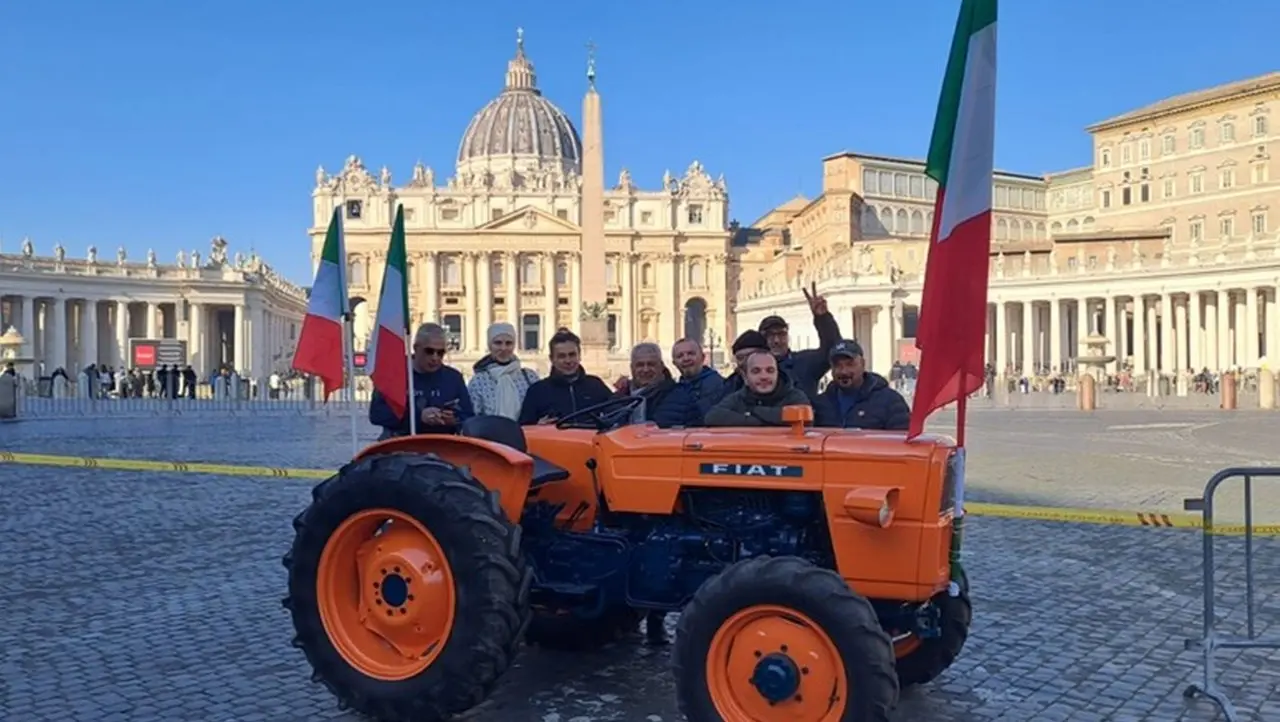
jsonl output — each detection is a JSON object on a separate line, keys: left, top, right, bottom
{"left": 554, "top": 395, "right": 645, "bottom": 431}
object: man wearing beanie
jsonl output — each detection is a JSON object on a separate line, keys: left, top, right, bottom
{"left": 468, "top": 322, "right": 539, "bottom": 421}
{"left": 757, "top": 282, "right": 843, "bottom": 400}
{"left": 721, "top": 329, "right": 771, "bottom": 394}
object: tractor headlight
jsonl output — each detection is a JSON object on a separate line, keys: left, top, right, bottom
{"left": 879, "top": 499, "right": 893, "bottom": 527}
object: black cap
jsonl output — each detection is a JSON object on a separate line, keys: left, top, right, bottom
{"left": 758, "top": 315, "right": 788, "bottom": 332}
{"left": 829, "top": 339, "right": 863, "bottom": 361}
{"left": 731, "top": 330, "right": 769, "bottom": 354}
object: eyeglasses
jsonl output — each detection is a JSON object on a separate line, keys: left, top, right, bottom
{"left": 416, "top": 347, "right": 446, "bottom": 357}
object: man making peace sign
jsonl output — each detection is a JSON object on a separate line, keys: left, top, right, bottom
{"left": 756, "top": 281, "right": 843, "bottom": 400}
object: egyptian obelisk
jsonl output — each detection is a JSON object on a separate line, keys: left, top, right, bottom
{"left": 578, "top": 44, "right": 610, "bottom": 372}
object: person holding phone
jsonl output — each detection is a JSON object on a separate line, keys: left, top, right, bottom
{"left": 369, "top": 323, "right": 474, "bottom": 439}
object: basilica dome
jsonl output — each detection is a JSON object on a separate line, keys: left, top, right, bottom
{"left": 456, "top": 34, "right": 582, "bottom": 175}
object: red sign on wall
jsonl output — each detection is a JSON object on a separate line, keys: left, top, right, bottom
{"left": 353, "top": 352, "right": 367, "bottom": 368}
{"left": 133, "top": 344, "right": 157, "bottom": 367}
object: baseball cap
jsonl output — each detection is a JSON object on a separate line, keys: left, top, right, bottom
{"left": 758, "top": 316, "right": 788, "bottom": 332}
{"left": 829, "top": 339, "right": 863, "bottom": 361}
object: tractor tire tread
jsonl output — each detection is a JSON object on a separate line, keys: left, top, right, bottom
{"left": 895, "top": 569, "right": 972, "bottom": 687}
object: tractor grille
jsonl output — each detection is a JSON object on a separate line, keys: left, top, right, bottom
{"left": 940, "top": 451, "right": 959, "bottom": 514}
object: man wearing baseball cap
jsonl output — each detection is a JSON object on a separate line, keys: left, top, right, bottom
{"left": 758, "top": 281, "right": 843, "bottom": 401}
{"left": 813, "top": 339, "right": 910, "bottom": 431}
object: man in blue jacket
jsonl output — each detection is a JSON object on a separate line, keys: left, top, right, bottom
{"left": 813, "top": 340, "right": 910, "bottom": 431}
{"left": 369, "top": 323, "right": 474, "bottom": 439}
{"left": 670, "top": 337, "right": 727, "bottom": 420}
{"left": 615, "top": 342, "right": 701, "bottom": 428}
{"left": 758, "top": 282, "right": 843, "bottom": 401}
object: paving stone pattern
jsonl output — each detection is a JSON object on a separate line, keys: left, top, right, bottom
{"left": 2, "top": 414, "right": 1280, "bottom": 721}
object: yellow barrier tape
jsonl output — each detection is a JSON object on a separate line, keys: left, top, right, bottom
{"left": 1, "top": 450, "right": 1277, "bottom": 537}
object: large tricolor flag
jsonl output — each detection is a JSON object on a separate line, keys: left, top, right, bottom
{"left": 367, "top": 205, "right": 412, "bottom": 420}
{"left": 292, "top": 207, "right": 349, "bottom": 398}
{"left": 907, "top": 0, "right": 998, "bottom": 440}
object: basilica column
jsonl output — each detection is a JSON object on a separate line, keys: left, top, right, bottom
{"left": 504, "top": 252, "right": 520, "bottom": 327}
{"left": 872, "top": 306, "right": 893, "bottom": 372}
{"left": 1160, "top": 294, "right": 1174, "bottom": 373}
{"left": 477, "top": 252, "right": 493, "bottom": 343}
{"left": 569, "top": 251, "right": 582, "bottom": 334}
{"left": 115, "top": 301, "right": 129, "bottom": 367}
{"left": 20, "top": 296, "right": 35, "bottom": 356}
{"left": 233, "top": 303, "right": 246, "bottom": 372}
{"left": 81, "top": 299, "right": 99, "bottom": 367}
{"left": 1217, "top": 290, "right": 1231, "bottom": 369}
{"left": 1188, "top": 292, "right": 1201, "bottom": 371}
{"left": 462, "top": 252, "right": 478, "bottom": 351}
{"left": 1076, "top": 298, "right": 1089, "bottom": 368}
{"left": 1175, "top": 296, "right": 1188, "bottom": 372}
{"left": 1133, "top": 295, "right": 1147, "bottom": 372}
{"left": 50, "top": 297, "right": 68, "bottom": 372}
{"left": 1205, "top": 293, "right": 1219, "bottom": 370}
{"left": 620, "top": 253, "right": 635, "bottom": 350}
{"left": 658, "top": 254, "right": 678, "bottom": 345}
{"left": 424, "top": 251, "right": 439, "bottom": 323}
{"left": 1049, "top": 299, "right": 1062, "bottom": 372}
{"left": 994, "top": 301, "right": 1008, "bottom": 375}
{"left": 251, "top": 305, "right": 266, "bottom": 375}
{"left": 189, "top": 303, "right": 204, "bottom": 373}
{"left": 1103, "top": 296, "right": 1117, "bottom": 373}
{"left": 1246, "top": 287, "right": 1260, "bottom": 367}
{"left": 145, "top": 302, "right": 158, "bottom": 339}
{"left": 1145, "top": 297, "right": 1157, "bottom": 374}
{"left": 1268, "top": 287, "right": 1279, "bottom": 362}
{"left": 543, "top": 252, "right": 558, "bottom": 333}
{"left": 1020, "top": 301, "right": 1034, "bottom": 377}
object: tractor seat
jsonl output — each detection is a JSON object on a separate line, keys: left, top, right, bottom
{"left": 460, "top": 415, "right": 571, "bottom": 487}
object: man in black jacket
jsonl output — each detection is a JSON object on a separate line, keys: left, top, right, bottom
{"left": 758, "top": 282, "right": 842, "bottom": 401}
{"left": 518, "top": 329, "right": 613, "bottom": 425}
{"left": 813, "top": 340, "right": 910, "bottom": 431}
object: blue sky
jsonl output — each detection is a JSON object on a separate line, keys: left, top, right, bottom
{"left": 1, "top": 0, "right": 1275, "bottom": 284}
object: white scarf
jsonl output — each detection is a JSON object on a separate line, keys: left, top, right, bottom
{"left": 486, "top": 360, "right": 525, "bottom": 420}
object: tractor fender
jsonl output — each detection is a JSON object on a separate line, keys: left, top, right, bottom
{"left": 354, "top": 435, "right": 536, "bottom": 521}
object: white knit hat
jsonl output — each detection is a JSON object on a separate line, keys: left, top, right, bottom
{"left": 488, "top": 322, "right": 517, "bottom": 344}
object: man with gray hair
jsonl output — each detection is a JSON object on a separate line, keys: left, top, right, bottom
{"left": 369, "top": 322, "right": 474, "bottom": 439}
{"left": 615, "top": 342, "right": 700, "bottom": 428}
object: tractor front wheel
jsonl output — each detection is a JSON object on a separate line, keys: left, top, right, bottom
{"left": 674, "top": 556, "right": 898, "bottom": 722}
{"left": 893, "top": 568, "right": 971, "bottom": 687}
{"left": 282, "top": 452, "right": 531, "bottom": 722}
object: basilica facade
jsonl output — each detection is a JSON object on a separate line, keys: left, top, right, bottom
{"left": 311, "top": 34, "right": 732, "bottom": 377}
{"left": 733, "top": 71, "right": 1280, "bottom": 383}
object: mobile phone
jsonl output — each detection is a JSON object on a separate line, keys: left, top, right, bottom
{"left": 442, "top": 399, "right": 461, "bottom": 410}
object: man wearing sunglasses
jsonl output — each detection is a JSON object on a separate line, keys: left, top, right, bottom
{"left": 369, "top": 323, "right": 474, "bottom": 440}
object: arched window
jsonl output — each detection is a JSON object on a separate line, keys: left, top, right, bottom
{"left": 521, "top": 257, "right": 538, "bottom": 286}
{"left": 349, "top": 258, "right": 366, "bottom": 287}
{"left": 1023, "top": 220, "right": 1034, "bottom": 240}
{"left": 995, "top": 218, "right": 1009, "bottom": 240}
{"left": 556, "top": 262, "right": 568, "bottom": 286}
{"left": 895, "top": 209, "right": 909, "bottom": 234}
{"left": 683, "top": 298, "right": 708, "bottom": 341}
{"left": 879, "top": 206, "right": 893, "bottom": 232}
{"left": 1036, "top": 222, "right": 1047, "bottom": 240}
{"left": 1050, "top": 221, "right": 1063, "bottom": 235}
{"left": 861, "top": 205, "right": 879, "bottom": 235}
{"left": 909, "top": 210, "right": 925, "bottom": 235}
{"left": 688, "top": 261, "right": 706, "bottom": 287}
{"left": 442, "top": 255, "right": 461, "bottom": 286}
{"left": 1066, "top": 219, "right": 1080, "bottom": 233}
{"left": 1082, "top": 216, "right": 1096, "bottom": 231}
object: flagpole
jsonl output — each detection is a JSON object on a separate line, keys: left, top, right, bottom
{"left": 405, "top": 330, "right": 417, "bottom": 436}
{"left": 343, "top": 312, "right": 359, "bottom": 457}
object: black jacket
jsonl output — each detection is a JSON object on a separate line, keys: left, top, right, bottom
{"left": 777, "top": 311, "right": 843, "bottom": 400}
{"left": 618, "top": 370, "right": 702, "bottom": 428}
{"left": 518, "top": 368, "right": 613, "bottom": 425}
{"left": 813, "top": 372, "right": 910, "bottom": 431}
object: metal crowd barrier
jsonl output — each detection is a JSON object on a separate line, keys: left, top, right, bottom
{"left": 13, "top": 379, "right": 373, "bottom": 419}
{"left": 1182, "top": 467, "right": 1280, "bottom": 722}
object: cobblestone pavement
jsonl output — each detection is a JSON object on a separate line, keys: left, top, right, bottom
{"left": 3, "top": 414, "right": 1280, "bottom": 721}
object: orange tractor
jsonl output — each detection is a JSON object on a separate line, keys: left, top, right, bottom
{"left": 283, "top": 398, "right": 971, "bottom": 722}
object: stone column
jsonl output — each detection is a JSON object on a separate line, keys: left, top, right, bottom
{"left": 144, "top": 302, "right": 158, "bottom": 339}
{"left": 569, "top": 252, "right": 582, "bottom": 334}
{"left": 82, "top": 299, "right": 99, "bottom": 367}
{"left": 995, "top": 301, "right": 1008, "bottom": 375}
{"left": 233, "top": 303, "right": 246, "bottom": 372}
{"left": 1049, "top": 299, "right": 1062, "bottom": 372}
{"left": 462, "top": 252, "right": 477, "bottom": 351}
{"left": 658, "top": 255, "right": 678, "bottom": 346}
{"left": 983, "top": 304, "right": 992, "bottom": 364}
{"left": 1269, "top": 287, "right": 1279, "bottom": 363}
{"left": 1160, "top": 294, "right": 1174, "bottom": 373}
{"left": 1188, "top": 292, "right": 1202, "bottom": 371}
{"left": 1217, "top": 290, "right": 1231, "bottom": 369}
{"left": 1076, "top": 298, "right": 1089, "bottom": 366}
{"left": 1133, "top": 295, "right": 1147, "bottom": 373}
{"left": 1175, "top": 296, "right": 1188, "bottom": 372}
{"left": 51, "top": 297, "right": 68, "bottom": 372}
{"left": 1146, "top": 298, "right": 1158, "bottom": 376}
{"left": 620, "top": 253, "right": 635, "bottom": 350}
{"left": 251, "top": 305, "right": 266, "bottom": 375}
{"left": 1246, "top": 287, "right": 1260, "bottom": 367}
{"left": 1021, "top": 301, "right": 1035, "bottom": 377}
{"left": 20, "top": 296, "right": 35, "bottom": 358}
{"left": 424, "top": 251, "right": 439, "bottom": 323}
{"left": 1205, "top": 293, "right": 1219, "bottom": 371}
{"left": 115, "top": 301, "right": 130, "bottom": 367}
{"left": 1104, "top": 296, "right": 1117, "bottom": 373}
{"left": 189, "top": 303, "right": 204, "bottom": 373}
{"left": 543, "top": 252, "right": 558, "bottom": 333}
{"left": 477, "top": 252, "right": 493, "bottom": 343}
{"left": 872, "top": 305, "right": 893, "bottom": 372}
{"left": 504, "top": 252, "right": 520, "bottom": 326}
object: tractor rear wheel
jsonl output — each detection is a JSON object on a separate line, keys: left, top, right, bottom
{"left": 893, "top": 568, "right": 971, "bottom": 687}
{"left": 674, "top": 556, "right": 898, "bottom": 722}
{"left": 523, "top": 607, "right": 644, "bottom": 651}
{"left": 282, "top": 452, "right": 531, "bottom": 722}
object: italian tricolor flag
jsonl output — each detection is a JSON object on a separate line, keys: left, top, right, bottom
{"left": 368, "top": 205, "right": 411, "bottom": 419}
{"left": 292, "top": 207, "right": 349, "bottom": 399}
{"left": 908, "top": 0, "right": 997, "bottom": 440}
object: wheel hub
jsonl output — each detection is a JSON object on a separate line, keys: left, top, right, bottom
{"left": 378, "top": 573, "right": 410, "bottom": 608}
{"left": 750, "top": 652, "right": 801, "bottom": 704}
